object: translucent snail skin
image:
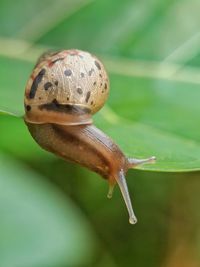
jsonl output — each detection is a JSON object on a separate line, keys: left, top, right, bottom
{"left": 24, "top": 49, "right": 156, "bottom": 224}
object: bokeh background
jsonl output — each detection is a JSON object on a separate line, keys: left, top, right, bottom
{"left": 0, "top": 0, "right": 200, "bottom": 266}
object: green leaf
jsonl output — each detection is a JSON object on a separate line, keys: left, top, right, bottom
{"left": 0, "top": 55, "right": 33, "bottom": 116}
{"left": 0, "top": 115, "right": 48, "bottom": 160}
{"left": 0, "top": 153, "right": 95, "bottom": 267}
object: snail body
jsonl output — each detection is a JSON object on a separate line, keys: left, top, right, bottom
{"left": 24, "top": 49, "right": 155, "bottom": 224}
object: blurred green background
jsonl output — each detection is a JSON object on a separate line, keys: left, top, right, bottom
{"left": 0, "top": 0, "right": 200, "bottom": 266}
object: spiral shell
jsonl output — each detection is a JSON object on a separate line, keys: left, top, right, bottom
{"left": 24, "top": 49, "right": 109, "bottom": 125}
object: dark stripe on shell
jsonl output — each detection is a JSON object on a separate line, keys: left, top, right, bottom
{"left": 39, "top": 99, "right": 90, "bottom": 114}
{"left": 94, "top": 60, "right": 101, "bottom": 70}
{"left": 85, "top": 91, "right": 91, "bottom": 103}
{"left": 51, "top": 57, "right": 64, "bottom": 65}
{"left": 29, "top": 68, "right": 46, "bottom": 99}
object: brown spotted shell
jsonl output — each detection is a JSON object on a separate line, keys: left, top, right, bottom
{"left": 24, "top": 49, "right": 109, "bottom": 125}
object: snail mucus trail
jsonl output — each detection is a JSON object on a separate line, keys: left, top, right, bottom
{"left": 24, "top": 49, "right": 156, "bottom": 224}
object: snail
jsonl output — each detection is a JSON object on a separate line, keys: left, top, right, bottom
{"left": 24, "top": 49, "right": 156, "bottom": 224}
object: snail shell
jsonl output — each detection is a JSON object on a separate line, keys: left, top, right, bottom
{"left": 24, "top": 49, "right": 109, "bottom": 125}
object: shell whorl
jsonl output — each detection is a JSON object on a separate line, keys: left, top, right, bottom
{"left": 24, "top": 49, "right": 110, "bottom": 125}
